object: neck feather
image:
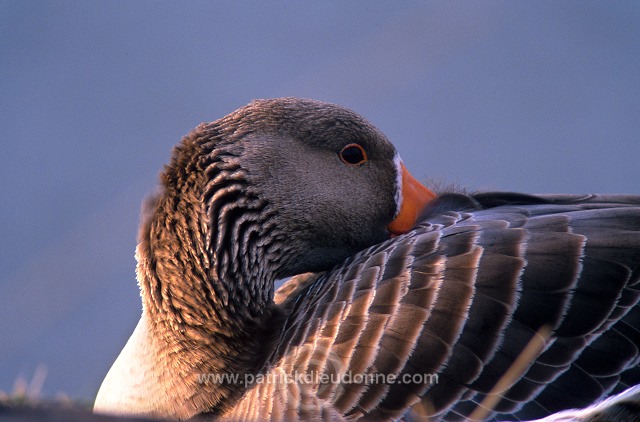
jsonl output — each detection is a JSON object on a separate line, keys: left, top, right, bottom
{"left": 132, "top": 138, "right": 287, "bottom": 417}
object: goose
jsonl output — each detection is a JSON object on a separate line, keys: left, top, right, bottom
{"left": 94, "top": 98, "right": 640, "bottom": 421}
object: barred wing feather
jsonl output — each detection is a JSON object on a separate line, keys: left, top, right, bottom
{"left": 224, "top": 194, "right": 640, "bottom": 421}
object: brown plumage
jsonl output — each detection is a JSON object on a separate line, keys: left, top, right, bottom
{"left": 94, "top": 98, "right": 640, "bottom": 421}
{"left": 229, "top": 193, "right": 640, "bottom": 421}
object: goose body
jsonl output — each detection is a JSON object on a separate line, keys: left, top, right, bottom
{"left": 94, "top": 98, "right": 640, "bottom": 421}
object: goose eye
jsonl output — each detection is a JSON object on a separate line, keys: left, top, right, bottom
{"left": 340, "top": 144, "right": 368, "bottom": 166}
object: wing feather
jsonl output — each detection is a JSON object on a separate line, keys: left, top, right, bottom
{"left": 223, "top": 194, "right": 640, "bottom": 421}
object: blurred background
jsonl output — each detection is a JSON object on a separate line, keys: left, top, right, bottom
{"left": 1, "top": 1, "right": 639, "bottom": 402}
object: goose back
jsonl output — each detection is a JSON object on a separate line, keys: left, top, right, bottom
{"left": 221, "top": 193, "right": 640, "bottom": 421}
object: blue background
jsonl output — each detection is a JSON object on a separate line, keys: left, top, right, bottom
{"left": 1, "top": 1, "right": 639, "bottom": 400}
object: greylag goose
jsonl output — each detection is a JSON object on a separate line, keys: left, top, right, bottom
{"left": 94, "top": 98, "right": 640, "bottom": 421}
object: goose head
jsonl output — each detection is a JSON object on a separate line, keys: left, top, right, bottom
{"left": 224, "top": 98, "right": 434, "bottom": 276}
{"left": 139, "top": 97, "right": 434, "bottom": 319}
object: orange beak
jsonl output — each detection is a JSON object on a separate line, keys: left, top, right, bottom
{"left": 387, "top": 163, "right": 436, "bottom": 235}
